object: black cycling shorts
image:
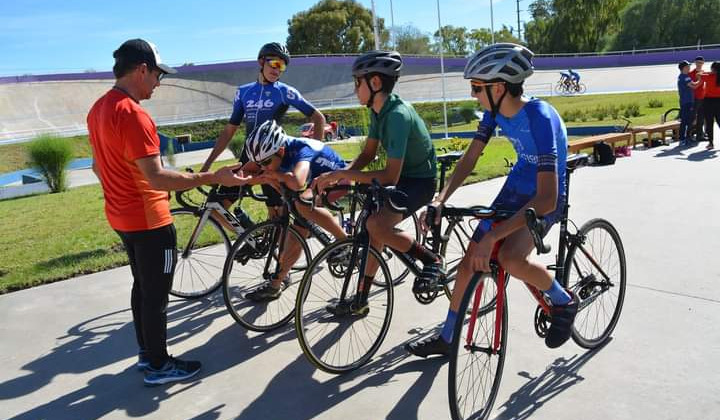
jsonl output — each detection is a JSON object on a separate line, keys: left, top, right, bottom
{"left": 393, "top": 176, "right": 436, "bottom": 219}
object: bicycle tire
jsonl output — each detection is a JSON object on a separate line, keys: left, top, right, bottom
{"left": 576, "top": 83, "right": 587, "bottom": 94}
{"left": 222, "top": 220, "right": 311, "bottom": 332}
{"left": 170, "top": 207, "right": 230, "bottom": 299}
{"left": 448, "top": 272, "right": 508, "bottom": 420}
{"left": 563, "top": 218, "right": 626, "bottom": 349}
{"left": 295, "top": 238, "right": 394, "bottom": 374}
{"left": 554, "top": 82, "right": 566, "bottom": 96}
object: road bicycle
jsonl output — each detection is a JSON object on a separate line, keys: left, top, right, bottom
{"left": 447, "top": 153, "right": 627, "bottom": 420}
{"left": 170, "top": 184, "right": 262, "bottom": 299}
{"left": 293, "top": 173, "right": 484, "bottom": 374}
{"left": 554, "top": 77, "right": 587, "bottom": 95}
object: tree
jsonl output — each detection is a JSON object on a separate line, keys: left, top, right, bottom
{"left": 610, "top": 0, "right": 720, "bottom": 50}
{"left": 433, "top": 25, "right": 468, "bottom": 56}
{"left": 393, "top": 24, "right": 432, "bottom": 55}
{"left": 467, "top": 26, "right": 523, "bottom": 52}
{"left": 524, "top": 0, "right": 631, "bottom": 53}
{"left": 286, "top": 0, "right": 389, "bottom": 54}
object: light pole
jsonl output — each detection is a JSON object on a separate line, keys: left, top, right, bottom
{"left": 371, "top": 0, "right": 380, "bottom": 50}
{"left": 490, "top": 0, "right": 496, "bottom": 43}
{"left": 436, "top": 0, "right": 449, "bottom": 140}
{"left": 390, "top": 0, "right": 395, "bottom": 48}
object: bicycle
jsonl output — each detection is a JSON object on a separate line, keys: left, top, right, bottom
{"left": 554, "top": 77, "right": 586, "bottom": 95}
{"left": 294, "top": 176, "right": 479, "bottom": 374}
{"left": 448, "top": 153, "right": 627, "bottom": 420}
{"left": 170, "top": 183, "right": 263, "bottom": 299}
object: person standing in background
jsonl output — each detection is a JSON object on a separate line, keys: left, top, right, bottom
{"left": 689, "top": 56, "right": 707, "bottom": 142}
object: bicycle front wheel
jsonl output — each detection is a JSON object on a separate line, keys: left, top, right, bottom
{"left": 223, "top": 221, "right": 311, "bottom": 332}
{"left": 449, "top": 272, "right": 507, "bottom": 420}
{"left": 170, "top": 208, "right": 230, "bottom": 299}
{"left": 576, "top": 83, "right": 587, "bottom": 94}
{"left": 295, "top": 238, "right": 394, "bottom": 374}
{"left": 563, "top": 218, "right": 626, "bottom": 349}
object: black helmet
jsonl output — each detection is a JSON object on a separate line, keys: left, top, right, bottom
{"left": 352, "top": 50, "right": 403, "bottom": 77}
{"left": 258, "top": 42, "right": 290, "bottom": 64}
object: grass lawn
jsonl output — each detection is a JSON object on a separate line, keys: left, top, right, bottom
{"left": 0, "top": 138, "right": 515, "bottom": 294}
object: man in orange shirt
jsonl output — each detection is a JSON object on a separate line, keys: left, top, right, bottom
{"left": 87, "top": 39, "right": 245, "bottom": 386}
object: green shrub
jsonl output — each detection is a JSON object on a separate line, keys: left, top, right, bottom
{"left": 26, "top": 134, "right": 73, "bottom": 193}
{"left": 591, "top": 106, "right": 608, "bottom": 121}
{"left": 562, "top": 110, "right": 576, "bottom": 122}
{"left": 648, "top": 98, "right": 664, "bottom": 108}
{"left": 444, "top": 137, "right": 470, "bottom": 152}
{"left": 623, "top": 103, "right": 641, "bottom": 118}
{"left": 608, "top": 105, "right": 620, "bottom": 119}
{"left": 458, "top": 103, "right": 477, "bottom": 124}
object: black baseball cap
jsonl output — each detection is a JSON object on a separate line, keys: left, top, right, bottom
{"left": 113, "top": 39, "right": 177, "bottom": 74}
{"left": 678, "top": 60, "right": 690, "bottom": 70}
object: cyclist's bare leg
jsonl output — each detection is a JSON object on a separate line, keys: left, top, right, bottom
{"left": 496, "top": 228, "right": 552, "bottom": 291}
{"left": 272, "top": 223, "right": 308, "bottom": 287}
{"left": 294, "top": 190, "right": 347, "bottom": 241}
{"left": 364, "top": 208, "right": 411, "bottom": 285}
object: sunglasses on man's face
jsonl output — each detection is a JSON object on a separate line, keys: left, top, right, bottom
{"left": 470, "top": 81, "right": 503, "bottom": 94}
{"left": 266, "top": 59, "right": 287, "bottom": 72}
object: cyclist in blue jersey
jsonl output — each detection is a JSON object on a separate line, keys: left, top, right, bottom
{"left": 406, "top": 43, "right": 578, "bottom": 358}
{"left": 200, "top": 42, "right": 326, "bottom": 220}
{"left": 240, "top": 120, "right": 348, "bottom": 301}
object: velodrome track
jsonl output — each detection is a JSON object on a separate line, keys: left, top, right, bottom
{"left": 0, "top": 61, "right": 681, "bottom": 144}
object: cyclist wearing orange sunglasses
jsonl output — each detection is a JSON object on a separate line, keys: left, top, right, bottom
{"left": 200, "top": 42, "right": 327, "bottom": 223}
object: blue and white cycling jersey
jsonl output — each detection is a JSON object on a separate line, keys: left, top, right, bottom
{"left": 229, "top": 81, "right": 317, "bottom": 134}
{"left": 278, "top": 137, "right": 346, "bottom": 184}
{"left": 474, "top": 98, "right": 567, "bottom": 221}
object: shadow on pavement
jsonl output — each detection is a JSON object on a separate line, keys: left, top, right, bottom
{"left": 236, "top": 332, "right": 446, "bottom": 420}
{"left": 493, "top": 339, "right": 611, "bottom": 420}
{"left": 1, "top": 293, "right": 295, "bottom": 420}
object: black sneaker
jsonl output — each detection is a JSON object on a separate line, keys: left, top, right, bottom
{"left": 325, "top": 300, "right": 369, "bottom": 318}
{"left": 245, "top": 282, "right": 282, "bottom": 302}
{"left": 137, "top": 351, "right": 150, "bottom": 371}
{"left": 143, "top": 356, "right": 201, "bottom": 386}
{"left": 405, "top": 335, "right": 450, "bottom": 358}
{"left": 545, "top": 291, "right": 579, "bottom": 349}
{"left": 413, "top": 260, "right": 446, "bottom": 294}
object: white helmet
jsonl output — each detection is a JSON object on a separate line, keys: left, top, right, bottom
{"left": 464, "top": 43, "right": 534, "bottom": 84}
{"left": 245, "top": 120, "right": 287, "bottom": 162}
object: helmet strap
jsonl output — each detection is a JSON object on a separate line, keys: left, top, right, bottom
{"left": 364, "top": 74, "right": 382, "bottom": 109}
{"left": 484, "top": 84, "right": 508, "bottom": 119}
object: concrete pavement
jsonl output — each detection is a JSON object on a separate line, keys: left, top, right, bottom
{"left": 1, "top": 141, "right": 720, "bottom": 420}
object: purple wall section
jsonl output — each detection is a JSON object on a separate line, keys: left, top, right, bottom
{"left": 3, "top": 48, "right": 719, "bottom": 85}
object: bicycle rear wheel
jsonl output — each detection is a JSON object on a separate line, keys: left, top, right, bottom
{"left": 223, "top": 221, "right": 310, "bottom": 332}
{"left": 295, "top": 239, "right": 394, "bottom": 374}
{"left": 449, "top": 272, "right": 507, "bottom": 420}
{"left": 170, "top": 208, "right": 230, "bottom": 299}
{"left": 563, "top": 218, "right": 626, "bottom": 349}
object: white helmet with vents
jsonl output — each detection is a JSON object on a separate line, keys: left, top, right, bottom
{"left": 245, "top": 120, "right": 287, "bottom": 162}
{"left": 464, "top": 43, "right": 534, "bottom": 84}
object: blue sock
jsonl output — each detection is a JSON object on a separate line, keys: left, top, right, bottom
{"left": 440, "top": 309, "right": 457, "bottom": 343}
{"left": 543, "top": 279, "right": 571, "bottom": 305}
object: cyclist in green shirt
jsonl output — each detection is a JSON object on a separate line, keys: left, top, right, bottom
{"left": 313, "top": 50, "right": 443, "bottom": 316}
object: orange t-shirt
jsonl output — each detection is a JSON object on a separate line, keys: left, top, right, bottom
{"left": 703, "top": 72, "right": 720, "bottom": 98}
{"left": 87, "top": 88, "right": 172, "bottom": 232}
{"left": 689, "top": 69, "right": 706, "bottom": 99}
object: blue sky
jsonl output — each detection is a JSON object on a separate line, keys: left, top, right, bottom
{"left": 0, "top": 0, "right": 531, "bottom": 76}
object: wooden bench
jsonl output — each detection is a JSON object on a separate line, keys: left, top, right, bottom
{"left": 631, "top": 121, "right": 680, "bottom": 148}
{"left": 567, "top": 132, "right": 633, "bottom": 153}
